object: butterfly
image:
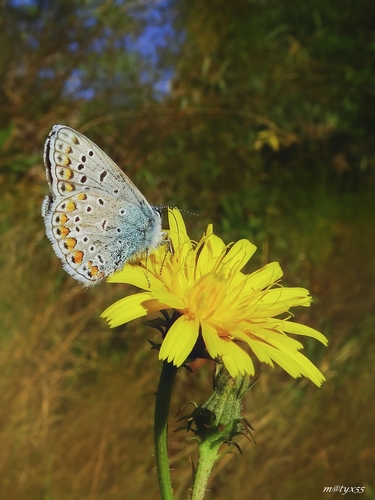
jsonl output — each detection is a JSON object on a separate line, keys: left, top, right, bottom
{"left": 42, "top": 125, "right": 164, "bottom": 286}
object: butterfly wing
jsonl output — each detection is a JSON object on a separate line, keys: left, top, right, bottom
{"left": 42, "top": 125, "right": 163, "bottom": 286}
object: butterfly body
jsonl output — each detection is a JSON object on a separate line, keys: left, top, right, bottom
{"left": 42, "top": 125, "right": 163, "bottom": 286}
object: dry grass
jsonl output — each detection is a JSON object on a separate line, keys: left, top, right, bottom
{"left": 0, "top": 179, "right": 374, "bottom": 499}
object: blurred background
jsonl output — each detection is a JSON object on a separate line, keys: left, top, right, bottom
{"left": 0, "top": 0, "right": 374, "bottom": 498}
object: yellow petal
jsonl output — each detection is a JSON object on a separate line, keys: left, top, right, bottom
{"left": 245, "top": 262, "right": 283, "bottom": 291}
{"left": 292, "top": 351, "right": 326, "bottom": 386}
{"left": 245, "top": 337, "right": 275, "bottom": 366}
{"left": 151, "top": 290, "right": 185, "bottom": 310}
{"left": 221, "top": 239, "right": 257, "bottom": 273}
{"left": 222, "top": 342, "right": 255, "bottom": 377}
{"left": 201, "top": 322, "right": 224, "bottom": 358}
{"left": 101, "top": 294, "right": 165, "bottom": 328}
{"left": 261, "top": 287, "right": 312, "bottom": 308}
{"left": 159, "top": 315, "right": 199, "bottom": 366}
{"left": 168, "top": 208, "right": 192, "bottom": 251}
{"left": 257, "top": 342, "right": 303, "bottom": 376}
{"left": 205, "top": 223, "right": 214, "bottom": 237}
{"left": 195, "top": 233, "right": 226, "bottom": 279}
{"left": 107, "top": 265, "right": 160, "bottom": 290}
{"left": 246, "top": 338, "right": 325, "bottom": 386}
{"left": 235, "top": 328, "right": 304, "bottom": 352}
{"left": 282, "top": 321, "right": 328, "bottom": 345}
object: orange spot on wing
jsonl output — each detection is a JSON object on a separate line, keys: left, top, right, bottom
{"left": 62, "top": 168, "right": 73, "bottom": 180}
{"left": 72, "top": 250, "right": 84, "bottom": 264}
{"left": 60, "top": 213, "right": 68, "bottom": 224}
{"left": 64, "top": 182, "right": 74, "bottom": 192}
{"left": 59, "top": 226, "right": 70, "bottom": 237}
{"left": 89, "top": 266, "right": 99, "bottom": 276}
{"left": 65, "top": 201, "right": 76, "bottom": 211}
{"left": 77, "top": 193, "right": 87, "bottom": 200}
{"left": 65, "top": 238, "right": 77, "bottom": 250}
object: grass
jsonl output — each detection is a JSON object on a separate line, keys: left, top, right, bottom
{"left": 0, "top": 176, "right": 374, "bottom": 499}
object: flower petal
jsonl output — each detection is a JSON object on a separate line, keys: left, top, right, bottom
{"left": 196, "top": 233, "right": 226, "bottom": 277}
{"left": 101, "top": 293, "right": 166, "bottom": 328}
{"left": 201, "top": 322, "right": 224, "bottom": 358}
{"left": 107, "top": 265, "right": 159, "bottom": 290}
{"left": 151, "top": 291, "right": 185, "bottom": 310}
{"left": 292, "top": 351, "right": 326, "bottom": 386}
{"left": 246, "top": 338, "right": 325, "bottom": 386}
{"left": 168, "top": 208, "right": 192, "bottom": 251}
{"left": 261, "top": 287, "right": 312, "bottom": 308}
{"left": 221, "top": 239, "right": 257, "bottom": 273}
{"left": 282, "top": 321, "right": 328, "bottom": 345}
{"left": 245, "top": 262, "right": 283, "bottom": 291}
{"left": 222, "top": 342, "right": 255, "bottom": 377}
{"left": 235, "top": 328, "right": 304, "bottom": 352}
{"left": 159, "top": 315, "right": 200, "bottom": 366}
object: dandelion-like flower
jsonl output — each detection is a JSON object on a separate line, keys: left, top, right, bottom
{"left": 101, "top": 209, "right": 327, "bottom": 386}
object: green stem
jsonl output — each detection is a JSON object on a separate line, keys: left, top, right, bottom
{"left": 191, "top": 439, "right": 220, "bottom": 500}
{"left": 154, "top": 360, "right": 178, "bottom": 500}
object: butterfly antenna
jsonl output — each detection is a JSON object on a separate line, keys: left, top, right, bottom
{"left": 158, "top": 206, "right": 199, "bottom": 218}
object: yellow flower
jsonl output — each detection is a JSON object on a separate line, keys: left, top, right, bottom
{"left": 101, "top": 209, "right": 328, "bottom": 386}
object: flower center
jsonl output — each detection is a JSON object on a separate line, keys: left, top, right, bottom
{"left": 186, "top": 272, "right": 228, "bottom": 321}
